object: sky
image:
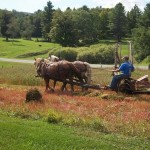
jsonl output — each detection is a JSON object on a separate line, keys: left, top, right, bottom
{"left": 0, "top": 0, "right": 149, "bottom": 13}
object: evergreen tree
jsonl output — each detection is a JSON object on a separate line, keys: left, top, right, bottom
{"left": 99, "top": 9, "right": 110, "bottom": 39}
{"left": 109, "top": 3, "right": 127, "bottom": 42}
{"left": 41, "top": 1, "right": 54, "bottom": 41}
{"left": 32, "top": 10, "right": 42, "bottom": 38}
{"left": 132, "top": 3, "right": 150, "bottom": 62}
{"left": 139, "top": 3, "right": 150, "bottom": 28}
{"left": 126, "top": 5, "right": 141, "bottom": 35}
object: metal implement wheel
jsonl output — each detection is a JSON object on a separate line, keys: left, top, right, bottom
{"left": 117, "top": 78, "right": 134, "bottom": 94}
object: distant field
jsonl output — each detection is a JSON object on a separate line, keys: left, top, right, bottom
{"left": 0, "top": 38, "right": 61, "bottom": 59}
{"left": 0, "top": 37, "right": 130, "bottom": 61}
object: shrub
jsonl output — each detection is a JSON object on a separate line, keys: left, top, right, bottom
{"left": 77, "top": 46, "right": 115, "bottom": 64}
{"left": 77, "top": 51, "right": 96, "bottom": 63}
{"left": 49, "top": 48, "right": 77, "bottom": 61}
{"left": 26, "top": 88, "right": 42, "bottom": 102}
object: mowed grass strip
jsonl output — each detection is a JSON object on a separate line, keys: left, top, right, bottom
{"left": 0, "top": 112, "right": 149, "bottom": 150}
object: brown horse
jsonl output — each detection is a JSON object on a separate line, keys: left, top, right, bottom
{"left": 34, "top": 58, "right": 57, "bottom": 91}
{"left": 48, "top": 55, "right": 92, "bottom": 85}
{"left": 47, "top": 55, "right": 91, "bottom": 85}
{"left": 34, "top": 58, "right": 83, "bottom": 92}
{"left": 72, "top": 61, "right": 91, "bottom": 85}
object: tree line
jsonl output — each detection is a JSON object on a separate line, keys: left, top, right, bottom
{"left": 0, "top": 1, "right": 150, "bottom": 62}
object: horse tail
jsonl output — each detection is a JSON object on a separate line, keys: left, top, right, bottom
{"left": 83, "top": 62, "right": 91, "bottom": 84}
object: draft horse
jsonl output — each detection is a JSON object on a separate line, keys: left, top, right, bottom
{"left": 48, "top": 55, "right": 92, "bottom": 85}
{"left": 34, "top": 58, "right": 83, "bottom": 92}
{"left": 72, "top": 61, "right": 91, "bottom": 85}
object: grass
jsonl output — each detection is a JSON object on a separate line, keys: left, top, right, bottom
{"left": 0, "top": 61, "right": 42, "bottom": 86}
{"left": 0, "top": 37, "right": 149, "bottom": 66}
{"left": 1, "top": 61, "right": 150, "bottom": 87}
{"left": 0, "top": 38, "right": 61, "bottom": 59}
{"left": 0, "top": 111, "right": 150, "bottom": 150}
{"left": 0, "top": 39, "right": 150, "bottom": 149}
{"left": 0, "top": 37, "right": 130, "bottom": 58}
{"left": 0, "top": 61, "right": 150, "bottom": 138}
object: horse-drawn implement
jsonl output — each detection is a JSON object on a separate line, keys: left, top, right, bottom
{"left": 58, "top": 74, "right": 150, "bottom": 94}
{"left": 34, "top": 57, "right": 150, "bottom": 94}
{"left": 116, "top": 75, "right": 150, "bottom": 94}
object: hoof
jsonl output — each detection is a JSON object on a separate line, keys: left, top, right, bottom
{"left": 50, "top": 88, "right": 55, "bottom": 92}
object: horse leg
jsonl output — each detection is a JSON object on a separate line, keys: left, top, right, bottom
{"left": 68, "top": 78, "right": 74, "bottom": 92}
{"left": 44, "top": 77, "right": 49, "bottom": 92}
{"left": 70, "top": 83, "right": 74, "bottom": 92}
{"left": 61, "top": 82, "right": 67, "bottom": 91}
{"left": 44, "top": 78, "right": 54, "bottom": 92}
{"left": 53, "top": 80, "right": 57, "bottom": 90}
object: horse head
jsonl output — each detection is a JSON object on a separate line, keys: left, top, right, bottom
{"left": 34, "top": 58, "right": 45, "bottom": 77}
{"left": 49, "top": 55, "right": 59, "bottom": 62}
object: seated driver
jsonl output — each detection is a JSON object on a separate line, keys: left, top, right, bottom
{"left": 109, "top": 56, "right": 135, "bottom": 90}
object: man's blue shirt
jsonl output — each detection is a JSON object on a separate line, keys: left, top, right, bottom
{"left": 119, "top": 61, "right": 134, "bottom": 76}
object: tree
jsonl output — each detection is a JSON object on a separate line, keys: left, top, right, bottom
{"left": 41, "top": 1, "right": 54, "bottom": 41}
{"left": 126, "top": 5, "right": 141, "bottom": 35}
{"left": 73, "top": 8, "right": 96, "bottom": 45}
{"left": 0, "top": 10, "right": 12, "bottom": 41}
{"left": 50, "top": 9, "right": 78, "bottom": 47}
{"left": 109, "top": 3, "right": 127, "bottom": 42}
{"left": 21, "top": 16, "right": 34, "bottom": 40}
{"left": 139, "top": 3, "right": 150, "bottom": 28}
{"left": 32, "top": 10, "right": 42, "bottom": 38}
{"left": 7, "top": 17, "right": 20, "bottom": 39}
{"left": 132, "top": 27, "right": 150, "bottom": 62}
{"left": 132, "top": 3, "right": 150, "bottom": 62}
{"left": 99, "top": 9, "right": 110, "bottom": 39}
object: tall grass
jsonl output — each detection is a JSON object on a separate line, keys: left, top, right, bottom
{"left": 0, "top": 61, "right": 42, "bottom": 86}
{"left": 1, "top": 61, "right": 150, "bottom": 86}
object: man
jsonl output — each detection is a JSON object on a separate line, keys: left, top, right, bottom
{"left": 109, "top": 56, "right": 135, "bottom": 90}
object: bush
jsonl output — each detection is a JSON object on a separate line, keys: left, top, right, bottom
{"left": 26, "top": 88, "right": 42, "bottom": 102}
{"left": 49, "top": 48, "right": 77, "bottom": 61}
{"left": 77, "top": 46, "right": 115, "bottom": 64}
{"left": 77, "top": 51, "right": 96, "bottom": 63}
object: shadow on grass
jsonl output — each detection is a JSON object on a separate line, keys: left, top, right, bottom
{"left": 3, "top": 39, "right": 25, "bottom": 46}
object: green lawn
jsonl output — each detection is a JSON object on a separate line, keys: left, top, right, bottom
{"left": 0, "top": 38, "right": 61, "bottom": 59}
{"left": 0, "top": 111, "right": 149, "bottom": 150}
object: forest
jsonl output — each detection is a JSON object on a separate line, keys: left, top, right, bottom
{"left": 0, "top": 1, "right": 150, "bottom": 63}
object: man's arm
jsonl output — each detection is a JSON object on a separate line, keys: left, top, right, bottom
{"left": 111, "top": 68, "right": 120, "bottom": 72}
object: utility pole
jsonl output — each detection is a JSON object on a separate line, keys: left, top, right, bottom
{"left": 114, "top": 42, "right": 120, "bottom": 68}
{"left": 127, "top": 41, "right": 133, "bottom": 64}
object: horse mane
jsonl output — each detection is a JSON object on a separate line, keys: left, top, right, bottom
{"left": 50, "top": 55, "right": 59, "bottom": 62}
{"left": 83, "top": 62, "right": 91, "bottom": 84}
